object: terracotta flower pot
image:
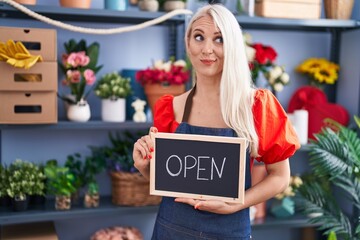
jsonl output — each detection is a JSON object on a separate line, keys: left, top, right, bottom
{"left": 144, "top": 83, "right": 185, "bottom": 115}
{"left": 59, "top": 0, "right": 91, "bottom": 9}
{"left": 14, "top": 0, "right": 37, "bottom": 5}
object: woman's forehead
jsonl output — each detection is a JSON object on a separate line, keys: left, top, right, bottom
{"left": 191, "top": 14, "right": 219, "bottom": 32}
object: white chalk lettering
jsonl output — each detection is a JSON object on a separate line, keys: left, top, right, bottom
{"left": 166, "top": 155, "right": 182, "bottom": 176}
{"left": 184, "top": 155, "right": 197, "bottom": 178}
{"left": 197, "top": 156, "right": 209, "bottom": 180}
{"left": 165, "top": 155, "right": 227, "bottom": 181}
{"left": 211, "top": 157, "right": 226, "bottom": 180}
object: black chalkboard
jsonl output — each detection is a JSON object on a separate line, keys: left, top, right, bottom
{"left": 150, "top": 132, "right": 246, "bottom": 203}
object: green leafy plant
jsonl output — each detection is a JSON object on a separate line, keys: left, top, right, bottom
{"left": 94, "top": 71, "right": 132, "bottom": 99}
{"left": 296, "top": 116, "right": 360, "bottom": 240}
{"left": 65, "top": 153, "right": 105, "bottom": 192}
{"left": 0, "top": 164, "right": 8, "bottom": 198}
{"left": 87, "top": 182, "right": 99, "bottom": 196}
{"left": 6, "top": 159, "right": 46, "bottom": 200}
{"left": 90, "top": 131, "right": 143, "bottom": 173}
{"left": 44, "top": 160, "right": 76, "bottom": 197}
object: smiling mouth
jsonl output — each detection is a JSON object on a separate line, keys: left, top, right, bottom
{"left": 201, "top": 59, "right": 216, "bottom": 65}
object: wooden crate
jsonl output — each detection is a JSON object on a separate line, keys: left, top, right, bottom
{"left": 255, "top": 0, "right": 321, "bottom": 19}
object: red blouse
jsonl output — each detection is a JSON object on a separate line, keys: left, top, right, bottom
{"left": 153, "top": 89, "right": 300, "bottom": 165}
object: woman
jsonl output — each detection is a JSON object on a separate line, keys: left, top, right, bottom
{"left": 133, "top": 4, "right": 300, "bottom": 240}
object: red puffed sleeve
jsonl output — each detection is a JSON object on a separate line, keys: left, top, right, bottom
{"left": 253, "top": 89, "right": 300, "bottom": 164}
{"left": 153, "top": 95, "right": 179, "bottom": 133}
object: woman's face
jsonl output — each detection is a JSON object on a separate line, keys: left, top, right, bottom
{"left": 187, "top": 14, "right": 224, "bottom": 80}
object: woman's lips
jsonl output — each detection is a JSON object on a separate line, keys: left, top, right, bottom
{"left": 200, "top": 59, "right": 216, "bottom": 65}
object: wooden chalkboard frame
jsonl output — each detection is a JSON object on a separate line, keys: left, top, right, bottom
{"left": 150, "top": 132, "right": 247, "bottom": 204}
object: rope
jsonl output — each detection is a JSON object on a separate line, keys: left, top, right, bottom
{"left": 0, "top": 0, "right": 193, "bottom": 35}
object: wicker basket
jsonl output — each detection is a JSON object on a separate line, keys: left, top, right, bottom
{"left": 324, "top": 0, "right": 354, "bottom": 19}
{"left": 110, "top": 171, "right": 162, "bottom": 206}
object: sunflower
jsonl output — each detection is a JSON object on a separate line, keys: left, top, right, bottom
{"left": 296, "top": 58, "right": 340, "bottom": 88}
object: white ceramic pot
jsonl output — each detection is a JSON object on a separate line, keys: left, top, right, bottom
{"left": 138, "top": 0, "right": 159, "bottom": 12}
{"left": 67, "top": 101, "right": 91, "bottom": 122}
{"left": 101, "top": 98, "right": 126, "bottom": 122}
{"left": 164, "top": 0, "right": 186, "bottom": 12}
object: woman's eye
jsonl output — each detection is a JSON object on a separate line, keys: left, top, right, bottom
{"left": 194, "top": 34, "right": 204, "bottom": 41}
{"left": 215, "top": 36, "right": 223, "bottom": 43}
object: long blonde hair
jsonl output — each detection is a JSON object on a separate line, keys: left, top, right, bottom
{"left": 185, "top": 4, "right": 259, "bottom": 156}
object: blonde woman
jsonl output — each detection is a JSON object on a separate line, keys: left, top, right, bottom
{"left": 133, "top": 4, "right": 300, "bottom": 239}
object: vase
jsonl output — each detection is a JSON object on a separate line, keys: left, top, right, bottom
{"left": 144, "top": 83, "right": 186, "bottom": 115}
{"left": 270, "top": 197, "right": 295, "bottom": 218}
{"left": 59, "top": 0, "right": 91, "bottom": 8}
{"left": 67, "top": 100, "right": 91, "bottom": 122}
{"left": 55, "top": 195, "right": 71, "bottom": 210}
{"left": 12, "top": 195, "right": 29, "bottom": 211}
{"left": 101, "top": 98, "right": 126, "bottom": 122}
{"left": 105, "top": 0, "right": 128, "bottom": 10}
{"left": 84, "top": 193, "right": 100, "bottom": 208}
{"left": 14, "top": 0, "right": 37, "bottom": 4}
{"left": 164, "top": 0, "right": 186, "bottom": 12}
{"left": 138, "top": 0, "right": 159, "bottom": 12}
{"left": 324, "top": 0, "right": 354, "bottom": 19}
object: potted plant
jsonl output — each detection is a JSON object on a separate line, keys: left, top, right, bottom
{"left": 58, "top": 39, "right": 103, "bottom": 122}
{"left": 90, "top": 131, "right": 162, "bottom": 206}
{"left": 94, "top": 71, "right": 132, "bottom": 122}
{"left": 6, "top": 159, "right": 46, "bottom": 211}
{"left": 0, "top": 164, "right": 10, "bottom": 207}
{"left": 136, "top": 56, "right": 190, "bottom": 114}
{"left": 65, "top": 153, "right": 104, "bottom": 207}
{"left": 44, "top": 160, "right": 77, "bottom": 210}
{"left": 295, "top": 116, "right": 360, "bottom": 240}
{"left": 159, "top": 0, "right": 186, "bottom": 12}
{"left": 84, "top": 181, "right": 100, "bottom": 208}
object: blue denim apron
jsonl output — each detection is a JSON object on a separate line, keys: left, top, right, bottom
{"left": 152, "top": 86, "right": 252, "bottom": 240}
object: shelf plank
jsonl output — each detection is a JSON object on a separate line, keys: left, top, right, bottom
{"left": 1, "top": 196, "right": 315, "bottom": 228}
{"left": 0, "top": 121, "right": 153, "bottom": 130}
{"left": 237, "top": 15, "right": 360, "bottom": 31}
{"left": 0, "top": 196, "right": 159, "bottom": 225}
{"left": 0, "top": 3, "right": 185, "bottom": 25}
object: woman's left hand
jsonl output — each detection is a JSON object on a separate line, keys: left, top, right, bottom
{"left": 174, "top": 198, "right": 241, "bottom": 214}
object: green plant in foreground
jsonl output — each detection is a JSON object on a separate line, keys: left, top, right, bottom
{"left": 296, "top": 117, "right": 360, "bottom": 240}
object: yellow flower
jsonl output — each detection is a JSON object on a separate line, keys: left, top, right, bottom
{"left": 296, "top": 58, "right": 340, "bottom": 86}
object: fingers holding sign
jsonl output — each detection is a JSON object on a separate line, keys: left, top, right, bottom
{"left": 174, "top": 197, "right": 240, "bottom": 215}
{"left": 133, "top": 127, "right": 158, "bottom": 179}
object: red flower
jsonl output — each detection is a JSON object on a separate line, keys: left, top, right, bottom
{"left": 252, "top": 44, "right": 277, "bottom": 65}
{"left": 136, "top": 59, "right": 190, "bottom": 86}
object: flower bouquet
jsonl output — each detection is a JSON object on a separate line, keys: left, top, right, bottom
{"left": 59, "top": 39, "right": 103, "bottom": 104}
{"left": 136, "top": 57, "right": 190, "bottom": 113}
{"left": 296, "top": 58, "right": 339, "bottom": 90}
{"left": 244, "top": 33, "right": 290, "bottom": 93}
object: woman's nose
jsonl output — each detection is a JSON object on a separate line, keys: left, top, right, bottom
{"left": 202, "top": 40, "right": 214, "bottom": 55}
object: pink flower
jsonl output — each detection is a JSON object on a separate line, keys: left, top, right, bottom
{"left": 67, "top": 70, "right": 81, "bottom": 83}
{"left": 84, "top": 69, "right": 96, "bottom": 85}
{"left": 66, "top": 51, "right": 90, "bottom": 68}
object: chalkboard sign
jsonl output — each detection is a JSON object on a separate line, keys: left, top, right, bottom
{"left": 150, "top": 132, "right": 247, "bottom": 203}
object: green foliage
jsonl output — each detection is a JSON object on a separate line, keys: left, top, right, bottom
{"left": 0, "top": 164, "right": 8, "bottom": 197}
{"left": 94, "top": 72, "right": 132, "bottom": 99}
{"left": 6, "top": 159, "right": 46, "bottom": 200}
{"left": 65, "top": 153, "right": 105, "bottom": 191}
{"left": 296, "top": 116, "right": 360, "bottom": 240}
{"left": 90, "top": 131, "right": 144, "bottom": 172}
{"left": 44, "top": 160, "right": 76, "bottom": 197}
{"left": 87, "top": 182, "right": 99, "bottom": 196}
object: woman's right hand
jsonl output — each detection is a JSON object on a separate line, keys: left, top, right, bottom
{"left": 133, "top": 127, "right": 158, "bottom": 179}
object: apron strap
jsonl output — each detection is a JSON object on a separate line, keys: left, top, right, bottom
{"left": 181, "top": 85, "right": 196, "bottom": 123}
